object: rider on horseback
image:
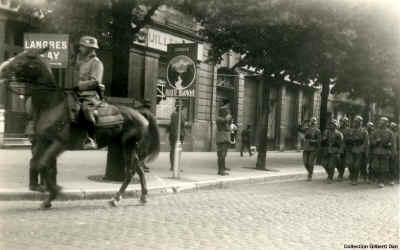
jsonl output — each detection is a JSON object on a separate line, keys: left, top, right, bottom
{"left": 72, "top": 36, "right": 104, "bottom": 150}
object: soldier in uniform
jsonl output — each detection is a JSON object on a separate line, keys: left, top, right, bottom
{"left": 389, "top": 122, "right": 399, "bottom": 184}
{"left": 349, "top": 115, "right": 369, "bottom": 185}
{"left": 72, "top": 36, "right": 104, "bottom": 149}
{"left": 302, "top": 117, "right": 321, "bottom": 181}
{"left": 338, "top": 117, "right": 351, "bottom": 181}
{"left": 366, "top": 122, "right": 375, "bottom": 183}
{"left": 321, "top": 119, "right": 343, "bottom": 183}
{"left": 369, "top": 117, "right": 395, "bottom": 188}
{"left": 216, "top": 102, "right": 232, "bottom": 175}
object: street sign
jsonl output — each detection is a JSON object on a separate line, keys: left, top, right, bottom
{"left": 166, "top": 55, "right": 196, "bottom": 91}
{"left": 24, "top": 33, "right": 69, "bottom": 68}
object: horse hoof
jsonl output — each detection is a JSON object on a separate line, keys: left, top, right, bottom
{"left": 40, "top": 201, "right": 52, "bottom": 210}
{"left": 108, "top": 199, "right": 118, "bottom": 207}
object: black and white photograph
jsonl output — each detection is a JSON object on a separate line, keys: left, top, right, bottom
{"left": 0, "top": 0, "right": 399, "bottom": 249}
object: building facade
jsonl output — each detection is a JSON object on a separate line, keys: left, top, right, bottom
{"left": 0, "top": 4, "right": 321, "bottom": 151}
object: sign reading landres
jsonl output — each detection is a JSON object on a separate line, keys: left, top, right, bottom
{"left": 24, "top": 33, "right": 69, "bottom": 68}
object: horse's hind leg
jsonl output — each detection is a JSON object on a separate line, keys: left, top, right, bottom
{"left": 109, "top": 147, "right": 135, "bottom": 207}
{"left": 136, "top": 158, "right": 148, "bottom": 203}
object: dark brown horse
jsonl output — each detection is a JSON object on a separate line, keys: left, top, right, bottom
{"left": 0, "top": 48, "right": 160, "bottom": 209}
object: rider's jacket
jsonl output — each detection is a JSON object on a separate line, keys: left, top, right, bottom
{"left": 73, "top": 51, "right": 104, "bottom": 98}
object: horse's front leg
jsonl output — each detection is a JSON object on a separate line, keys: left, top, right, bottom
{"left": 38, "top": 139, "right": 63, "bottom": 209}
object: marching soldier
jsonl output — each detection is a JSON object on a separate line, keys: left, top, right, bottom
{"left": 338, "top": 117, "right": 351, "bottom": 181}
{"left": 349, "top": 115, "right": 369, "bottom": 185}
{"left": 366, "top": 122, "right": 375, "bottom": 183}
{"left": 389, "top": 122, "right": 399, "bottom": 184}
{"left": 321, "top": 119, "right": 343, "bottom": 183}
{"left": 302, "top": 117, "right": 321, "bottom": 181}
{"left": 369, "top": 117, "right": 395, "bottom": 188}
{"left": 216, "top": 102, "right": 232, "bottom": 175}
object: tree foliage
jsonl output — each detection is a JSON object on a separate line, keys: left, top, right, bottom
{"left": 333, "top": 0, "right": 400, "bottom": 116}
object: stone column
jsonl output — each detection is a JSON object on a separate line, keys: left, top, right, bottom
{"left": 0, "top": 16, "right": 6, "bottom": 62}
{"left": 277, "top": 85, "right": 287, "bottom": 151}
{"left": 143, "top": 50, "right": 159, "bottom": 114}
{"left": 128, "top": 47, "right": 145, "bottom": 100}
{"left": 296, "top": 89, "right": 304, "bottom": 151}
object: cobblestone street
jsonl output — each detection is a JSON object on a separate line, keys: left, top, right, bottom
{"left": 0, "top": 179, "right": 399, "bottom": 250}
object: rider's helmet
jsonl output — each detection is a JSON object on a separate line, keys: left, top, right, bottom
{"left": 79, "top": 36, "right": 99, "bottom": 49}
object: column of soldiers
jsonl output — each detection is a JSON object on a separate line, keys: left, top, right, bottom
{"left": 302, "top": 116, "right": 399, "bottom": 188}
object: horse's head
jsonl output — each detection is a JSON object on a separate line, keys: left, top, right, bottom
{"left": 0, "top": 47, "right": 56, "bottom": 86}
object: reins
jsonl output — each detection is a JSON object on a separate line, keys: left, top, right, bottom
{"left": 3, "top": 81, "right": 74, "bottom": 97}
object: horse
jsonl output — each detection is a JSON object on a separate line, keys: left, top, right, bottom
{"left": 0, "top": 48, "right": 160, "bottom": 209}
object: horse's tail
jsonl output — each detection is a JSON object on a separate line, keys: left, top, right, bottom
{"left": 144, "top": 112, "right": 160, "bottom": 163}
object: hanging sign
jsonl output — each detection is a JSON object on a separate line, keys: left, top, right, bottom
{"left": 24, "top": 33, "right": 69, "bottom": 68}
{"left": 165, "top": 44, "right": 197, "bottom": 97}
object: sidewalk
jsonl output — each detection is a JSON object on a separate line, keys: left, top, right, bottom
{"left": 0, "top": 149, "right": 325, "bottom": 201}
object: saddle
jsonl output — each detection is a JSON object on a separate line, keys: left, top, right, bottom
{"left": 66, "top": 92, "right": 123, "bottom": 128}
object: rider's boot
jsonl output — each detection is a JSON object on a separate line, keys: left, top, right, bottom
{"left": 83, "top": 110, "right": 98, "bottom": 150}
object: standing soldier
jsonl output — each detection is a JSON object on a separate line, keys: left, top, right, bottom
{"left": 389, "top": 122, "right": 399, "bottom": 184}
{"left": 369, "top": 117, "right": 395, "bottom": 188}
{"left": 349, "top": 115, "right": 369, "bottom": 185}
{"left": 366, "top": 122, "right": 375, "bottom": 183}
{"left": 72, "top": 35, "right": 104, "bottom": 149}
{"left": 321, "top": 119, "right": 343, "bottom": 183}
{"left": 216, "top": 102, "right": 232, "bottom": 175}
{"left": 338, "top": 117, "right": 352, "bottom": 181}
{"left": 302, "top": 117, "right": 321, "bottom": 181}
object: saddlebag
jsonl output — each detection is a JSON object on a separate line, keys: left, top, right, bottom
{"left": 94, "top": 102, "right": 124, "bottom": 128}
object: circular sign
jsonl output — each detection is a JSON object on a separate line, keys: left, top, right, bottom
{"left": 166, "top": 55, "right": 196, "bottom": 90}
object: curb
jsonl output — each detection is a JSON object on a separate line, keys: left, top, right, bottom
{"left": 0, "top": 171, "right": 326, "bottom": 201}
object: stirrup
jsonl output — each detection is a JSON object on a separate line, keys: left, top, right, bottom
{"left": 83, "top": 137, "right": 98, "bottom": 150}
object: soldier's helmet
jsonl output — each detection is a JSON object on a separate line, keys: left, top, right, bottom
{"left": 79, "top": 36, "right": 99, "bottom": 49}
{"left": 354, "top": 115, "right": 363, "bottom": 122}
{"left": 367, "top": 121, "right": 374, "bottom": 128}
{"left": 329, "top": 119, "right": 338, "bottom": 128}
{"left": 340, "top": 117, "right": 349, "bottom": 126}
{"left": 390, "top": 122, "right": 398, "bottom": 130}
{"left": 310, "top": 117, "right": 317, "bottom": 125}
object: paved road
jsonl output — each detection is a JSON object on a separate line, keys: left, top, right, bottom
{"left": 0, "top": 180, "right": 399, "bottom": 250}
